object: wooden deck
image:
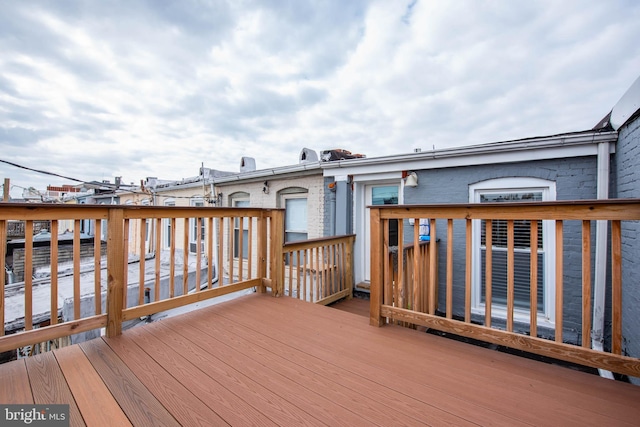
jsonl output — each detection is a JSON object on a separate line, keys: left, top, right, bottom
{"left": 1, "top": 293, "right": 639, "bottom": 426}
{"left": 329, "top": 295, "right": 370, "bottom": 317}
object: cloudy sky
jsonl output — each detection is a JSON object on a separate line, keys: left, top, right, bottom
{"left": 1, "top": 0, "right": 639, "bottom": 198}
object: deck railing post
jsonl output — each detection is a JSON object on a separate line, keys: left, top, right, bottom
{"left": 370, "top": 208, "right": 384, "bottom": 326}
{"left": 106, "top": 207, "right": 125, "bottom": 337}
{"left": 346, "top": 235, "right": 355, "bottom": 299}
{"left": 270, "top": 209, "right": 285, "bottom": 297}
{"left": 257, "top": 211, "right": 268, "bottom": 293}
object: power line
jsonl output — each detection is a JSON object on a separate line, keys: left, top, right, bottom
{"left": 1, "top": 158, "right": 213, "bottom": 201}
{"left": 0, "top": 158, "right": 86, "bottom": 183}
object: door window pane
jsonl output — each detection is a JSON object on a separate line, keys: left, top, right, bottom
{"left": 372, "top": 186, "right": 398, "bottom": 246}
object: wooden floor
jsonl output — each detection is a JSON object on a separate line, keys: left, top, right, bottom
{"left": 329, "top": 295, "right": 370, "bottom": 317}
{"left": 2, "top": 293, "right": 640, "bottom": 426}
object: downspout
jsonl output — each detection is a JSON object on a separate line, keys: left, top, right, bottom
{"left": 328, "top": 181, "right": 336, "bottom": 236}
{"left": 593, "top": 141, "right": 615, "bottom": 380}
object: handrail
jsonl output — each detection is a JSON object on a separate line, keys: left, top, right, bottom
{"left": 0, "top": 204, "right": 281, "bottom": 356}
{"left": 281, "top": 234, "right": 355, "bottom": 305}
{"left": 369, "top": 199, "right": 640, "bottom": 378}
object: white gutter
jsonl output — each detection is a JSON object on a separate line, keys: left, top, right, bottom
{"left": 212, "top": 162, "right": 322, "bottom": 185}
{"left": 593, "top": 141, "right": 615, "bottom": 380}
{"left": 322, "top": 131, "right": 617, "bottom": 177}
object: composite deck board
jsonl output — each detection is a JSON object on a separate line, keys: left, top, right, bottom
{"left": 215, "top": 296, "right": 533, "bottom": 426}
{"left": 118, "top": 327, "right": 277, "bottom": 426}
{"left": 25, "top": 352, "right": 86, "bottom": 427}
{"left": 54, "top": 345, "right": 132, "bottom": 427}
{"left": 132, "top": 321, "right": 326, "bottom": 426}
{"left": 193, "top": 296, "right": 501, "bottom": 426}
{"left": 79, "top": 339, "right": 180, "bottom": 427}
{"left": 232, "top": 295, "right": 640, "bottom": 426}
{"left": 154, "top": 319, "right": 372, "bottom": 427}
{"left": 162, "top": 302, "right": 469, "bottom": 427}
{"left": 1, "top": 292, "right": 640, "bottom": 426}
{"left": 105, "top": 333, "right": 229, "bottom": 426}
{"left": 308, "top": 296, "right": 640, "bottom": 424}
{"left": 0, "top": 358, "right": 33, "bottom": 404}
{"left": 329, "top": 296, "right": 370, "bottom": 317}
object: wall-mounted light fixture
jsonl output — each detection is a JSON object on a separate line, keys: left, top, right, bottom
{"left": 262, "top": 181, "right": 270, "bottom": 194}
{"left": 404, "top": 171, "right": 418, "bottom": 187}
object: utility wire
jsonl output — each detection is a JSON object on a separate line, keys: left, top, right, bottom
{"left": 0, "top": 157, "right": 213, "bottom": 201}
{"left": 0, "top": 158, "right": 86, "bottom": 183}
{"left": 0, "top": 157, "right": 135, "bottom": 190}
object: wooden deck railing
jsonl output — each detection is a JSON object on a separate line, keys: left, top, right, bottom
{"left": 370, "top": 199, "right": 640, "bottom": 378}
{"left": 386, "top": 241, "right": 437, "bottom": 325}
{"left": 281, "top": 234, "right": 355, "bottom": 305}
{"left": 0, "top": 204, "right": 296, "bottom": 356}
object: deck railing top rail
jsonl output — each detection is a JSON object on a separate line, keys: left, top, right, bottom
{"left": 369, "top": 198, "right": 640, "bottom": 220}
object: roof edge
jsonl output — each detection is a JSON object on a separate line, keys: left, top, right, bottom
{"left": 321, "top": 130, "right": 617, "bottom": 170}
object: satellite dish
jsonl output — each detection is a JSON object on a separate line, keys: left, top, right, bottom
{"left": 610, "top": 75, "right": 640, "bottom": 130}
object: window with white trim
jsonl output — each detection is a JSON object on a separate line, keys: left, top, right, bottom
{"left": 232, "top": 196, "right": 249, "bottom": 259}
{"left": 189, "top": 198, "right": 205, "bottom": 253}
{"left": 283, "top": 194, "right": 308, "bottom": 243}
{"left": 279, "top": 190, "right": 308, "bottom": 266}
{"left": 163, "top": 199, "right": 175, "bottom": 248}
{"left": 470, "top": 178, "right": 556, "bottom": 325}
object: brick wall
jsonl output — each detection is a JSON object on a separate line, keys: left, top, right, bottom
{"left": 403, "top": 156, "right": 599, "bottom": 342}
{"left": 218, "top": 174, "right": 326, "bottom": 239}
{"left": 613, "top": 114, "right": 640, "bottom": 384}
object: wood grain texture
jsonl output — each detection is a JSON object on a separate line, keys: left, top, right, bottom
{"left": 25, "top": 352, "right": 85, "bottom": 427}
{"left": 0, "top": 314, "right": 107, "bottom": 354}
{"left": 79, "top": 339, "right": 179, "bottom": 427}
{"left": 0, "top": 359, "right": 33, "bottom": 404}
{"left": 106, "top": 208, "right": 125, "bottom": 337}
{"left": 330, "top": 297, "right": 369, "bottom": 317}
{"left": 121, "top": 324, "right": 275, "bottom": 426}
{"left": 105, "top": 335, "right": 227, "bottom": 426}
{"left": 54, "top": 345, "right": 132, "bottom": 426}
{"left": 381, "top": 303, "right": 640, "bottom": 378}
{"left": 2, "top": 293, "right": 640, "bottom": 427}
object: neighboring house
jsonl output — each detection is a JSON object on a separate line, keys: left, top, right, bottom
{"left": 120, "top": 176, "right": 209, "bottom": 258}
{"left": 72, "top": 180, "right": 126, "bottom": 239}
{"left": 212, "top": 150, "right": 327, "bottom": 241}
{"left": 322, "top": 130, "right": 617, "bottom": 315}
{"left": 210, "top": 150, "right": 327, "bottom": 280}
{"left": 320, "top": 74, "right": 640, "bottom": 383}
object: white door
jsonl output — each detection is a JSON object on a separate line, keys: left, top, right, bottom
{"left": 363, "top": 184, "right": 399, "bottom": 283}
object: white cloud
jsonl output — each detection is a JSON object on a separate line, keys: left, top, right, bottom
{"left": 1, "top": 0, "right": 639, "bottom": 198}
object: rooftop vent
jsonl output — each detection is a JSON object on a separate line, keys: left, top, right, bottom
{"left": 299, "top": 148, "right": 319, "bottom": 163}
{"left": 240, "top": 157, "right": 256, "bottom": 173}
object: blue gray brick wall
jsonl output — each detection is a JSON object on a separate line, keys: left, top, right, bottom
{"left": 403, "top": 156, "right": 599, "bottom": 343}
{"left": 612, "top": 114, "right": 640, "bottom": 384}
